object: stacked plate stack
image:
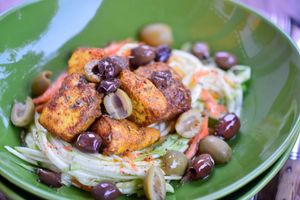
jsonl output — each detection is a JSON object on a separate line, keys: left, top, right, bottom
{"left": 0, "top": 0, "right": 299, "bottom": 199}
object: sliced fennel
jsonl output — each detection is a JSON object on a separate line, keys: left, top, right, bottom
{"left": 5, "top": 118, "right": 186, "bottom": 194}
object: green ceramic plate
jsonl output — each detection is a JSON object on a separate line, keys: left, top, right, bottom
{"left": 0, "top": 0, "right": 299, "bottom": 199}
{"left": 224, "top": 129, "right": 300, "bottom": 200}
{"left": 0, "top": 179, "right": 26, "bottom": 200}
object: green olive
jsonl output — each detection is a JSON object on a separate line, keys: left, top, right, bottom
{"left": 11, "top": 97, "right": 35, "bottom": 127}
{"left": 139, "top": 23, "right": 173, "bottom": 46}
{"left": 162, "top": 150, "right": 188, "bottom": 176}
{"left": 103, "top": 89, "right": 132, "bottom": 119}
{"left": 84, "top": 60, "right": 101, "bottom": 83}
{"left": 31, "top": 71, "right": 52, "bottom": 97}
{"left": 144, "top": 166, "right": 166, "bottom": 200}
{"left": 198, "top": 135, "right": 232, "bottom": 164}
{"left": 175, "top": 109, "right": 203, "bottom": 138}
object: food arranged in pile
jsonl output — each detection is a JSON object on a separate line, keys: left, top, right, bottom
{"left": 7, "top": 23, "right": 250, "bottom": 200}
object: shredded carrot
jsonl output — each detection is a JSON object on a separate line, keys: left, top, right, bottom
{"left": 200, "top": 89, "right": 227, "bottom": 119}
{"left": 192, "top": 70, "right": 209, "bottom": 83}
{"left": 224, "top": 75, "right": 235, "bottom": 87}
{"left": 185, "top": 116, "right": 209, "bottom": 160}
{"left": 122, "top": 151, "right": 139, "bottom": 160}
{"left": 205, "top": 101, "right": 227, "bottom": 118}
{"left": 103, "top": 39, "right": 131, "bottom": 56}
{"left": 143, "top": 155, "right": 153, "bottom": 162}
{"left": 173, "top": 67, "right": 185, "bottom": 78}
{"left": 129, "top": 162, "right": 138, "bottom": 172}
{"left": 35, "top": 103, "right": 47, "bottom": 113}
{"left": 123, "top": 157, "right": 138, "bottom": 172}
{"left": 33, "top": 72, "right": 67, "bottom": 105}
{"left": 71, "top": 178, "right": 92, "bottom": 191}
{"left": 120, "top": 167, "right": 125, "bottom": 174}
{"left": 63, "top": 146, "right": 72, "bottom": 151}
{"left": 122, "top": 48, "right": 132, "bottom": 57}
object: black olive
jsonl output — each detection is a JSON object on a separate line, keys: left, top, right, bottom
{"left": 150, "top": 70, "right": 172, "bottom": 90}
{"left": 214, "top": 113, "right": 240, "bottom": 140}
{"left": 37, "top": 169, "right": 62, "bottom": 188}
{"left": 92, "top": 182, "right": 121, "bottom": 200}
{"left": 97, "top": 78, "right": 120, "bottom": 94}
{"left": 191, "top": 42, "right": 210, "bottom": 60}
{"left": 98, "top": 57, "right": 122, "bottom": 79}
{"left": 0, "top": 192, "right": 9, "bottom": 200}
{"left": 214, "top": 52, "right": 237, "bottom": 70}
{"left": 91, "top": 62, "right": 102, "bottom": 76}
{"left": 111, "top": 56, "right": 129, "bottom": 70}
{"left": 182, "top": 154, "right": 214, "bottom": 183}
{"left": 74, "top": 132, "right": 102, "bottom": 153}
{"left": 155, "top": 45, "right": 172, "bottom": 62}
{"left": 94, "top": 61, "right": 105, "bottom": 77}
{"left": 130, "top": 45, "right": 155, "bottom": 68}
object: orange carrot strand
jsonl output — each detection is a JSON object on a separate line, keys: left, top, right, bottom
{"left": 185, "top": 116, "right": 209, "bottom": 160}
{"left": 200, "top": 89, "right": 227, "bottom": 119}
{"left": 35, "top": 103, "right": 46, "bottom": 113}
{"left": 33, "top": 72, "right": 67, "bottom": 105}
{"left": 103, "top": 39, "right": 131, "bottom": 56}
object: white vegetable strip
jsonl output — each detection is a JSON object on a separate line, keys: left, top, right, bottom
{"left": 14, "top": 147, "right": 51, "bottom": 164}
{"left": 173, "top": 49, "right": 250, "bottom": 116}
{"left": 4, "top": 146, "right": 37, "bottom": 165}
{"left": 36, "top": 130, "right": 70, "bottom": 170}
{"left": 116, "top": 180, "right": 175, "bottom": 195}
{"left": 14, "top": 147, "right": 46, "bottom": 159}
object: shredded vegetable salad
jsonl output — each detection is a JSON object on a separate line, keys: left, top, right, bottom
{"left": 7, "top": 23, "right": 250, "bottom": 200}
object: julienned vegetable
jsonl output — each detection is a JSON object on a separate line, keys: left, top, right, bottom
{"left": 7, "top": 23, "right": 250, "bottom": 200}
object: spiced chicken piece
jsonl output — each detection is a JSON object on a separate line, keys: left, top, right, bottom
{"left": 39, "top": 73, "right": 102, "bottom": 142}
{"left": 91, "top": 116, "right": 160, "bottom": 155}
{"left": 135, "top": 62, "right": 191, "bottom": 120}
{"left": 119, "top": 69, "right": 168, "bottom": 126}
{"left": 68, "top": 48, "right": 106, "bottom": 75}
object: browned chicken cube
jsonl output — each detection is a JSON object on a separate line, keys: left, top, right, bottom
{"left": 135, "top": 62, "right": 191, "bottom": 120}
{"left": 39, "top": 73, "right": 102, "bottom": 142}
{"left": 119, "top": 69, "right": 168, "bottom": 126}
{"left": 91, "top": 116, "right": 160, "bottom": 155}
{"left": 67, "top": 48, "right": 106, "bottom": 75}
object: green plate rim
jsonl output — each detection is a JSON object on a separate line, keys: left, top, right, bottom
{"left": 0, "top": 0, "right": 299, "bottom": 200}
{"left": 238, "top": 132, "right": 300, "bottom": 200}
{"left": 0, "top": 180, "right": 25, "bottom": 200}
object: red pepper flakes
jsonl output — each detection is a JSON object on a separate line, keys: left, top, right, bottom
{"left": 63, "top": 146, "right": 72, "bottom": 151}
